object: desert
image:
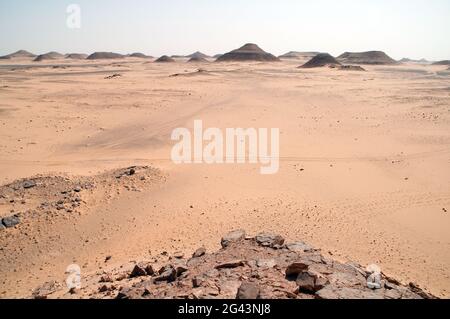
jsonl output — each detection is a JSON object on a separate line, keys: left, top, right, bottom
{"left": 0, "top": 46, "right": 449, "bottom": 300}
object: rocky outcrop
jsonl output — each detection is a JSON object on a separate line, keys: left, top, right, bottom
{"left": 216, "top": 44, "right": 279, "bottom": 62}
{"left": 43, "top": 230, "right": 436, "bottom": 299}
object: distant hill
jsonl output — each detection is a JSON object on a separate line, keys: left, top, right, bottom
{"left": 129, "top": 53, "right": 153, "bottom": 58}
{"left": 65, "top": 53, "right": 88, "bottom": 60}
{"left": 432, "top": 60, "right": 450, "bottom": 66}
{"left": 1, "top": 50, "right": 36, "bottom": 59}
{"left": 338, "top": 51, "right": 397, "bottom": 65}
{"left": 217, "top": 43, "right": 279, "bottom": 62}
{"left": 155, "top": 55, "right": 175, "bottom": 63}
{"left": 187, "top": 51, "right": 211, "bottom": 59}
{"left": 34, "top": 52, "right": 65, "bottom": 62}
{"left": 279, "top": 51, "right": 320, "bottom": 59}
{"left": 87, "top": 52, "right": 125, "bottom": 60}
{"left": 299, "top": 53, "right": 341, "bottom": 68}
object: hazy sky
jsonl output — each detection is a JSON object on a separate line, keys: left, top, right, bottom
{"left": 1, "top": 0, "right": 449, "bottom": 60}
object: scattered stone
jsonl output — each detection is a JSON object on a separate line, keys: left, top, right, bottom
{"left": 192, "top": 276, "right": 205, "bottom": 288}
{"left": 255, "top": 233, "right": 285, "bottom": 248}
{"left": 236, "top": 282, "right": 260, "bottom": 299}
{"left": 221, "top": 229, "right": 246, "bottom": 248}
{"left": 32, "top": 281, "right": 62, "bottom": 299}
{"left": 192, "top": 247, "right": 206, "bottom": 258}
{"left": 73, "top": 186, "right": 82, "bottom": 193}
{"left": 175, "top": 264, "right": 189, "bottom": 277}
{"left": 173, "top": 252, "right": 184, "bottom": 259}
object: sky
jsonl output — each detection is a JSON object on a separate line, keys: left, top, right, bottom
{"left": 0, "top": 0, "right": 449, "bottom": 60}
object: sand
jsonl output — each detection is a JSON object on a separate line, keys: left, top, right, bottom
{"left": 0, "top": 58, "right": 449, "bottom": 298}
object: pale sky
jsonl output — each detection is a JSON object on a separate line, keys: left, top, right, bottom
{"left": 1, "top": 0, "right": 449, "bottom": 60}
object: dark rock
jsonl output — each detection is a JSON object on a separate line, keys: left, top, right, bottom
{"left": 192, "top": 247, "right": 206, "bottom": 258}
{"left": 174, "top": 264, "right": 189, "bottom": 276}
{"left": 296, "top": 272, "right": 317, "bottom": 293}
{"left": 0, "top": 223, "right": 5, "bottom": 231}
{"left": 215, "top": 260, "right": 245, "bottom": 269}
{"left": 192, "top": 276, "right": 205, "bottom": 288}
{"left": 173, "top": 252, "right": 184, "bottom": 259}
{"left": 23, "top": 180, "right": 36, "bottom": 189}
{"left": 2, "top": 215, "right": 20, "bottom": 228}
{"left": 32, "top": 281, "right": 62, "bottom": 299}
{"left": 130, "top": 263, "right": 148, "bottom": 278}
{"left": 255, "top": 233, "right": 285, "bottom": 248}
{"left": 73, "top": 186, "right": 82, "bottom": 192}
{"left": 221, "top": 229, "right": 246, "bottom": 248}
{"left": 236, "top": 282, "right": 260, "bottom": 299}
{"left": 286, "top": 262, "right": 310, "bottom": 277}
{"left": 154, "top": 265, "right": 177, "bottom": 283}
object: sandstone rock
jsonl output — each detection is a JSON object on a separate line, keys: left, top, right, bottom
{"left": 221, "top": 229, "right": 246, "bottom": 248}
{"left": 255, "top": 233, "right": 285, "bottom": 248}
{"left": 192, "top": 276, "right": 205, "bottom": 288}
{"left": 192, "top": 247, "right": 206, "bottom": 258}
{"left": 175, "top": 264, "right": 189, "bottom": 277}
{"left": 236, "top": 282, "right": 260, "bottom": 299}
{"left": 215, "top": 260, "right": 245, "bottom": 269}
{"left": 296, "top": 272, "right": 317, "bottom": 293}
{"left": 218, "top": 280, "right": 241, "bottom": 298}
{"left": 0, "top": 223, "right": 5, "bottom": 231}
{"left": 2, "top": 215, "right": 20, "bottom": 228}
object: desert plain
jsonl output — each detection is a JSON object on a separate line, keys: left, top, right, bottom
{"left": 0, "top": 55, "right": 449, "bottom": 298}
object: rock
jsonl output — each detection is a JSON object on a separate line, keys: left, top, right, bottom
{"left": 236, "top": 282, "right": 260, "bottom": 299}
{"left": 99, "top": 274, "right": 114, "bottom": 283}
{"left": 286, "top": 241, "right": 314, "bottom": 252}
{"left": 286, "top": 262, "right": 310, "bottom": 277}
{"left": 296, "top": 272, "right": 317, "bottom": 293}
{"left": 173, "top": 252, "right": 184, "bottom": 259}
{"left": 130, "top": 263, "right": 148, "bottom": 278}
{"left": 367, "top": 272, "right": 383, "bottom": 289}
{"left": 32, "top": 281, "right": 62, "bottom": 299}
{"left": 175, "top": 264, "right": 189, "bottom": 277}
{"left": 221, "top": 229, "right": 246, "bottom": 248}
{"left": 2, "top": 215, "right": 20, "bottom": 228}
{"left": 217, "top": 280, "right": 242, "bottom": 298}
{"left": 116, "top": 287, "right": 144, "bottom": 299}
{"left": 255, "top": 233, "right": 285, "bottom": 248}
{"left": 73, "top": 186, "right": 82, "bottom": 193}
{"left": 256, "top": 259, "right": 277, "bottom": 268}
{"left": 23, "top": 180, "right": 36, "bottom": 189}
{"left": 0, "top": 223, "right": 5, "bottom": 231}
{"left": 215, "top": 260, "right": 245, "bottom": 269}
{"left": 154, "top": 265, "right": 177, "bottom": 283}
{"left": 192, "top": 276, "right": 205, "bottom": 288}
{"left": 316, "top": 286, "right": 383, "bottom": 299}
{"left": 192, "top": 247, "right": 206, "bottom": 258}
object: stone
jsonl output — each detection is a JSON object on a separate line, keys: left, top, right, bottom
{"left": 32, "top": 281, "right": 62, "bottom": 299}
{"left": 99, "top": 274, "right": 113, "bottom": 283}
{"left": 130, "top": 263, "right": 148, "bottom": 278}
{"left": 175, "top": 264, "right": 189, "bottom": 277}
{"left": 154, "top": 265, "right": 177, "bottom": 283}
{"left": 217, "top": 280, "right": 241, "bottom": 298}
{"left": 236, "top": 282, "right": 260, "bottom": 299}
{"left": 23, "top": 180, "right": 37, "bottom": 189}
{"left": 2, "top": 215, "right": 20, "bottom": 228}
{"left": 316, "top": 286, "right": 384, "bottom": 299}
{"left": 256, "top": 259, "right": 277, "bottom": 268}
{"left": 221, "top": 229, "right": 246, "bottom": 248}
{"left": 286, "top": 241, "right": 314, "bottom": 252}
{"left": 255, "top": 233, "right": 285, "bottom": 248}
{"left": 0, "top": 223, "right": 5, "bottom": 231}
{"left": 296, "top": 272, "right": 317, "bottom": 293}
{"left": 192, "top": 247, "right": 206, "bottom": 258}
{"left": 367, "top": 272, "right": 383, "bottom": 289}
{"left": 215, "top": 260, "right": 245, "bottom": 269}
{"left": 73, "top": 186, "right": 82, "bottom": 193}
{"left": 192, "top": 276, "right": 205, "bottom": 288}
{"left": 286, "top": 262, "right": 310, "bottom": 277}
{"left": 173, "top": 252, "right": 184, "bottom": 259}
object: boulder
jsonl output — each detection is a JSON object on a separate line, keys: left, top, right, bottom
{"left": 221, "top": 229, "right": 246, "bottom": 248}
{"left": 2, "top": 215, "right": 20, "bottom": 228}
{"left": 215, "top": 260, "right": 245, "bottom": 269}
{"left": 236, "top": 282, "right": 260, "bottom": 299}
{"left": 255, "top": 233, "right": 285, "bottom": 248}
{"left": 192, "top": 247, "right": 206, "bottom": 258}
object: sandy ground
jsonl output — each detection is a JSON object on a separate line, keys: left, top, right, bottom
{"left": 0, "top": 57, "right": 449, "bottom": 298}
